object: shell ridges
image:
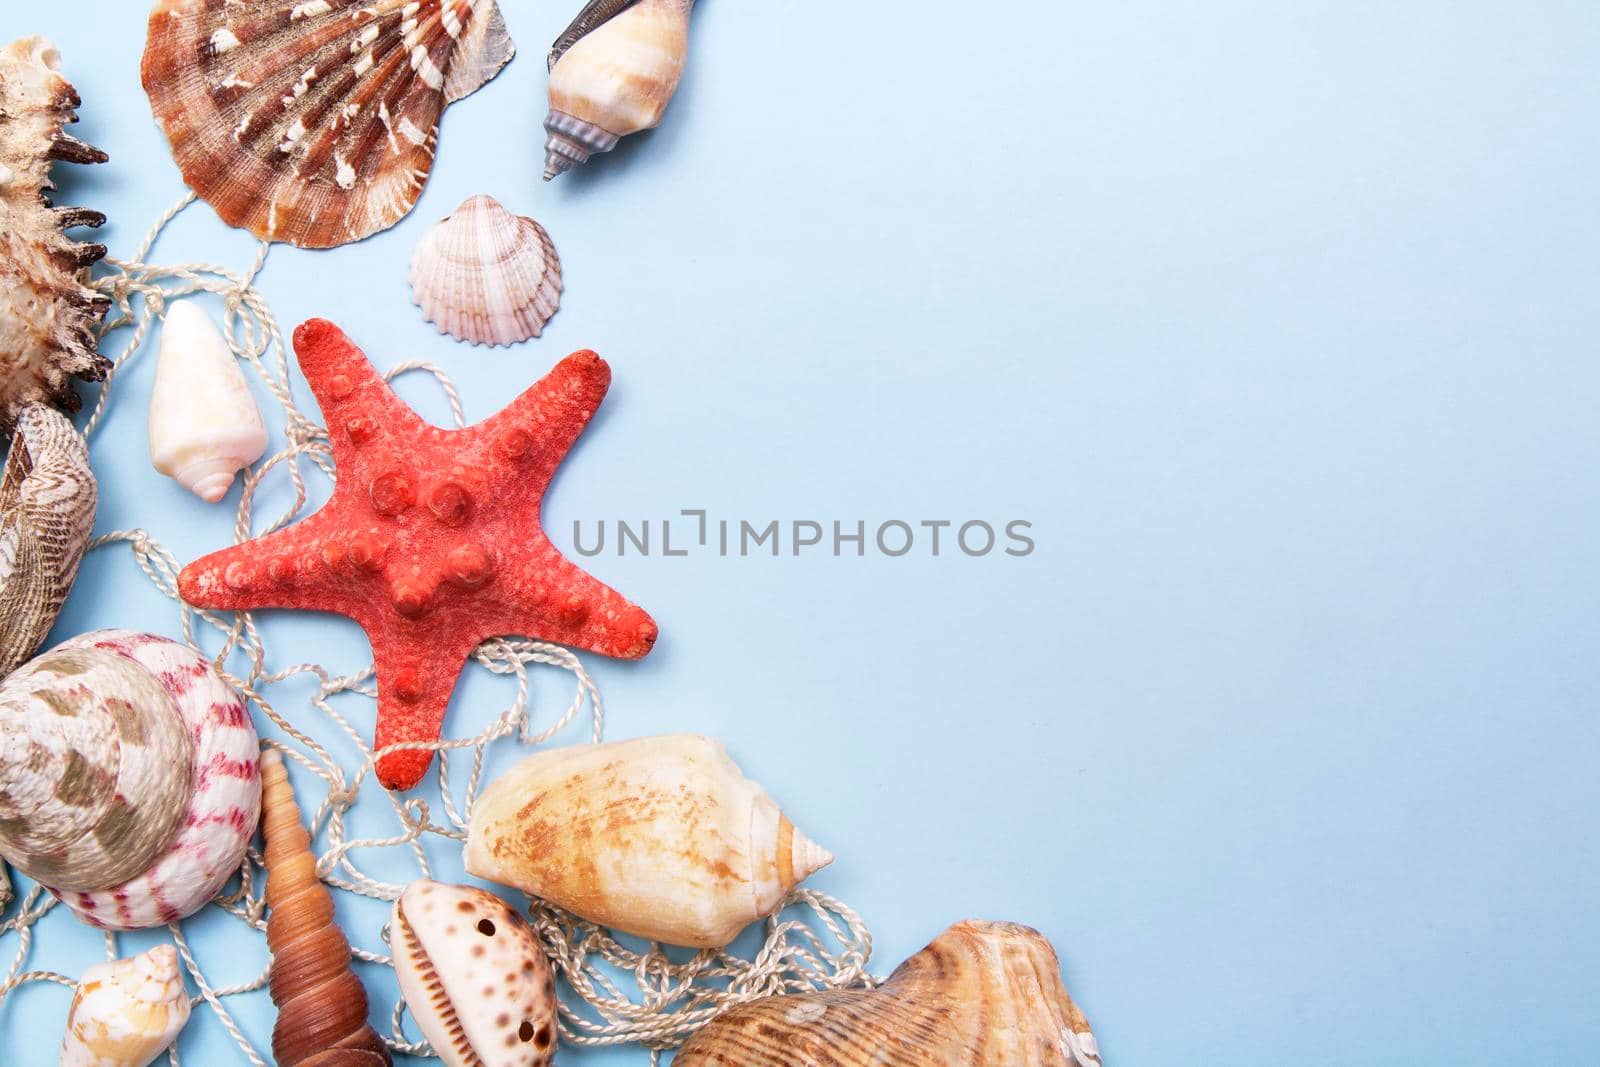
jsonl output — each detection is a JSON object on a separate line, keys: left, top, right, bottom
{"left": 410, "top": 195, "right": 563, "bottom": 347}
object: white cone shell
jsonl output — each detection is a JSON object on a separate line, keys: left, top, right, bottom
{"left": 60, "top": 944, "right": 191, "bottom": 1067}
{"left": 410, "top": 195, "right": 563, "bottom": 347}
{"left": 465, "top": 734, "right": 833, "bottom": 948}
{"left": 148, "top": 300, "right": 267, "bottom": 502}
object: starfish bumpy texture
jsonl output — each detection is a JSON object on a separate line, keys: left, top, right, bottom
{"left": 179, "top": 319, "right": 657, "bottom": 790}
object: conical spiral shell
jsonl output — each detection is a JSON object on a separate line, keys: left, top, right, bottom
{"left": 465, "top": 734, "right": 833, "bottom": 949}
{"left": 260, "top": 748, "right": 393, "bottom": 1067}
{"left": 0, "top": 404, "right": 96, "bottom": 677}
{"left": 0, "top": 630, "right": 260, "bottom": 929}
{"left": 60, "top": 944, "right": 192, "bottom": 1067}
{"left": 409, "top": 195, "right": 563, "bottom": 347}
{"left": 140, "top": 1, "right": 515, "bottom": 248}
{"left": 542, "top": 0, "right": 693, "bottom": 179}
{"left": 676, "top": 920, "right": 1102, "bottom": 1067}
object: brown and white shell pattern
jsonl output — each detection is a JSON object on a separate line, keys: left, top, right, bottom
{"left": 141, "top": 0, "right": 516, "bottom": 249}
{"left": 410, "top": 194, "right": 563, "bottom": 347}
{"left": 0, "top": 36, "right": 111, "bottom": 439}
{"left": 0, "top": 404, "right": 96, "bottom": 678}
{"left": 390, "top": 880, "right": 558, "bottom": 1067}
{"left": 675, "top": 920, "right": 1102, "bottom": 1067}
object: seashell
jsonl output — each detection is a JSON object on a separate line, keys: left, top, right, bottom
{"left": 148, "top": 300, "right": 268, "bottom": 502}
{"left": 60, "top": 944, "right": 192, "bottom": 1067}
{"left": 0, "top": 404, "right": 96, "bottom": 678}
{"left": 465, "top": 734, "right": 832, "bottom": 948}
{"left": 260, "top": 747, "right": 393, "bottom": 1067}
{"left": 543, "top": 0, "right": 694, "bottom": 180}
{"left": 0, "top": 629, "right": 260, "bottom": 930}
{"left": 676, "top": 920, "right": 1102, "bottom": 1067}
{"left": 390, "top": 880, "right": 558, "bottom": 1066}
{"left": 0, "top": 37, "right": 110, "bottom": 439}
{"left": 410, "top": 195, "right": 563, "bottom": 347}
{"left": 141, "top": 0, "right": 516, "bottom": 249}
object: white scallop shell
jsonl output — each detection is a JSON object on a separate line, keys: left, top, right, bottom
{"left": 391, "top": 880, "right": 558, "bottom": 1066}
{"left": 0, "top": 630, "right": 261, "bottom": 930}
{"left": 148, "top": 300, "right": 268, "bottom": 503}
{"left": 409, "top": 194, "right": 563, "bottom": 347}
{"left": 60, "top": 944, "right": 191, "bottom": 1067}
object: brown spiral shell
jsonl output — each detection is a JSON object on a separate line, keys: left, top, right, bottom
{"left": 261, "top": 748, "right": 393, "bottom": 1067}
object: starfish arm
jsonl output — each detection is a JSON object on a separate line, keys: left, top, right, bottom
{"left": 502, "top": 540, "right": 658, "bottom": 659}
{"left": 369, "top": 626, "right": 483, "bottom": 791}
{"left": 178, "top": 509, "right": 357, "bottom": 614}
{"left": 294, "top": 319, "right": 427, "bottom": 470}
{"left": 481, "top": 349, "right": 613, "bottom": 490}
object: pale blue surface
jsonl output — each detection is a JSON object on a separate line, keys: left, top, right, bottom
{"left": 3, "top": 1, "right": 1599, "bottom": 1063}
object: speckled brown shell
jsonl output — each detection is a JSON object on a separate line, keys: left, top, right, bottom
{"left": 0, "top": 37, "right": 110, "bottom": 440}
{"left": 675, "top": 920, "right": 1102, "bottom": 1067}
{"left": 140, "top": 0, "right": 515, "bottom": 249}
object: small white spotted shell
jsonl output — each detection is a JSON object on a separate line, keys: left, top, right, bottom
{"left": 59, "top": 944, "right": 192, "bottom": 1067}
{"left": 409, "top": 195, "right": 563, "bottom": 346}
{"left": 391, "top": 880, "right": 558, "bottom": 1066}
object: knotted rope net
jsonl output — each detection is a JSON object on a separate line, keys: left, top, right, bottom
{"left": 0, "top": 194, "right": 875, "bottom": 1065}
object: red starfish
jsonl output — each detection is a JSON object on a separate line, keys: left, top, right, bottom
{"left": 179, "top": 319, "right": 657, "bottom": 790}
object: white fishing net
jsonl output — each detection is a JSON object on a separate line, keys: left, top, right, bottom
{"left": 0, "top": 194, "right": 876, "bottom": 1065}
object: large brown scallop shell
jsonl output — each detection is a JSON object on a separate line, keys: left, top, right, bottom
{"left": 140, "top": 0, "right": 515, "bottom": 249}
{"left": 675, "top": 920, "right": 1102, "bottom": 1067}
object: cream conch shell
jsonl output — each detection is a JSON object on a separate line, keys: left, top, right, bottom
{"left": 391, "top": 880, "right": 558, "bottom": 1066}
{"left": 60, "top": 944, "right": 192, "bottom": 1067}
{"left": 543, "top": 0, "right": 694, "bottom": 180}
{"left": 0, "top": 630, "right": 260, "bottom": 929}
{"left": 675, "top": 920, "right": 1102, "bottom": 1067}
{"left": 465, "top": 734, "right": 832, "bottom": 948}
{"left": 141, "top": 1, "right": 515, "bottom": 248}
{"left": 148, "top": 299, "right": 268, "bottom": 502}
{"left": 0, "top": 404, "right": 96, "bottom": 678}
{"left": 410, "top": 195, "right": 563, "bottom": 347}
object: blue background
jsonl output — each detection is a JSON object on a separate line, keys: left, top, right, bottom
{"left": 4, "top": 1, "right": 1599, "bottom": 1063}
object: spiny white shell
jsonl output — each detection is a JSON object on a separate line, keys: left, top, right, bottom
{"left": 60, "top": 944, "right": 191, "bottom": 1067}
{"left": 0, "top": 404, "right": 96, "bottom": 677}
{"left": 543, "top": 0, "right": 693, "bottom": 179}
{"left": 410, "top": 195, "right": 563, "bottom": 346}
{"left": 465, "top": 734, "right": 834, "bottom": 948}
{"left": 148, "top": 300, "right": 268, "bottom": 503}
{"left": 0, "top": 630, "right": 260, "bottom": 930}
{"left": 391, "top": 880, "right": 558, "bottom": 1066}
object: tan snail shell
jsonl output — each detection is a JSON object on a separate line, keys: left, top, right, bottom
{"left": 676, "top": 920, "right": 1102, "bottom": 1067}
{"left": 60, "top": 944, "right": 192, "bottom": 1067}
{"left": 409, "top": 195, "right": 563, "bottom": 347}
{"left": 0, "top": 403, "right": 96, "bottom": 678}
{"left": 390, "top": 880, "right": 558, "bottom": 1066}
{"left": 141, "top": 0, "right": 515, "bottom": 248}
{"left": 0, "top": 630, "right": 259, "bottom": 930}
{"left": 465, "top": 734, "right": 832, "bottom": 949}
{"left": 0, "top": 36, "right": 110, "bottom": 438}
{"left": 260, "top": 748, "right": 393, "bottom": 1066}
{"left": 148, "top": 300, "right": 268, "bottom": 502}
{"left": 543, "top": 0, "right": 694, "bottom": 180}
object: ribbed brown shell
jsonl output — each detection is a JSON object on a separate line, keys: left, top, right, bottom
{"left": 140, "top": 0, "right": 514, "bottom": 249}
{"left": 675, "top": 920, "right": 1102, "bottom": 1067}
{"left": 261, "top": 748, "right": 393, "bottom": 1066}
